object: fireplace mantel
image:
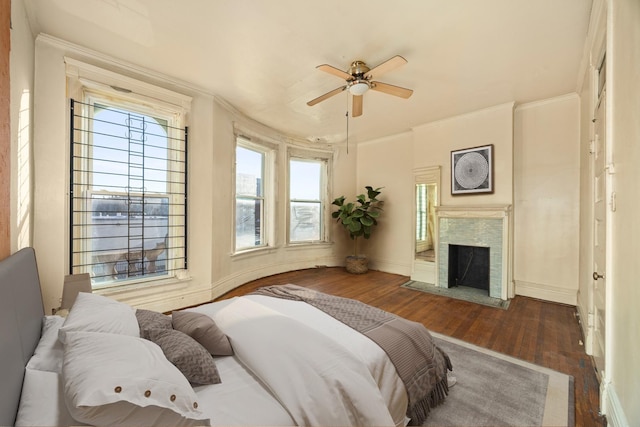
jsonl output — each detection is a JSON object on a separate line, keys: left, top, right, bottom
{"left": 436, "top": 205, "right": 512, "bottom": 218}
{"left": 435, "top": 205, "right": 513, "bottom": 300}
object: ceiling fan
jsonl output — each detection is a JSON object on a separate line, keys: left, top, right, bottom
{"left": 307, "top": 55, "right": 413, "bottom": 117}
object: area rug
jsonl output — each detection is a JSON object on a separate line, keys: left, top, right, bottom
{"left": 425, "top": 333, "right": 574, "bottom": 427}
{"left": 402, "top": 280, "right": 510, "bottom": 309}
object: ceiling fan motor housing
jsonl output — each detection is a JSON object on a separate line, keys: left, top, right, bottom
{"left": 348, "top": 60, "right": 370, "bottom": 79}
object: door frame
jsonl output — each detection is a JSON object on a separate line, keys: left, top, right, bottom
{"left": 411, "top": 166, "right": 440, "bottom": 284}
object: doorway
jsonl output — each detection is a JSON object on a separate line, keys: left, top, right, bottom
{"left": 411, "top": 166, "right": 440, "bottom": 283}
{"left": 591, "top": 60, "right": 607, "bottom": 383}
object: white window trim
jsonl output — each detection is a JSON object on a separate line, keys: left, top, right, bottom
{"left": 233, "top": 135, "right": 276, "bottom": 254}
{"left": 286, "top": 147, "right": 332, "bottom": 245}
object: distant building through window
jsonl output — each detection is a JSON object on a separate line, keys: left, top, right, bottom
{"left": 289, "top": 156, "right": 328, "bottom": 243}
{"left": 235, "top": 140, "right": 271, "bottom": 251}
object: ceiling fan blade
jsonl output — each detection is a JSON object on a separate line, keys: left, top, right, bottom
{"left": 307, "top": 86, "right": 347, "bottom": 106}
{"left": 371, "top": 81, "right": 413, "bottom": 99}
{"left": 364, "top": 55, "right": 407, "bottom": 79}
{"left": 352, "top": 95, "right": 363, "bottom": 117}
{"left": 317, "top": 64, "right": 353, "bottom": 80}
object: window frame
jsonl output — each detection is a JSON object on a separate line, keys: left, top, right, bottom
{"left": 233, "top": 136, "right": 275, "bottom": 253}
{"left": 66, "top": 59, "right": 191, "bottom": 290}
{"left": 287, "top": 148, "right": 332, "bottom": 245}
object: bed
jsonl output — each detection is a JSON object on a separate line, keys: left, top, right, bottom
{"left": 0, "top": 247, "right": 451, "bottom": 427}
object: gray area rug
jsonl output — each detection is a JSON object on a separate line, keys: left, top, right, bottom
{"left": 426, "top": 333, "right": 574, "bottom": 427}
{"left": 402, "top": 280, "right": 510, "bottom": 309}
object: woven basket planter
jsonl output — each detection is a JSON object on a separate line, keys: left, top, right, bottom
{"left": 345, "top": 255, "right": 368, "bottom": 274}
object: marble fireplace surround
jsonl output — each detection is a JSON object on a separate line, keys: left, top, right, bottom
{"left": 436, "top": 205, "right": 513, "bottom": 300}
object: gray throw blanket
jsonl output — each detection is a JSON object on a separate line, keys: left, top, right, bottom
{"left": 250, "top": 284, "right": 452, "bottom": 425}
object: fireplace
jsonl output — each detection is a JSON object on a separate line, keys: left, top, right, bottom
{"left": 448, "top": 244, "right": 490, "bottom": 291}
{"left": 436, "top": 205, "right": 512, "bottom": 300}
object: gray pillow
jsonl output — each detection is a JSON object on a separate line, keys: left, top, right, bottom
{"left": 145, "top": 328, "right": 221, "bottom": 385}
{"left": 172, "top": 311, "right": 234, "bottom": 356}
{"left": 136, "top": 308, "right": 172, "bottom": 338}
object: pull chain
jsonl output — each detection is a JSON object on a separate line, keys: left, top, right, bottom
{"left": 345, "top": 93, "right": 350, "bottom": 154}
{"left": 346, "top": 110, "right": 349, "bottom": 154}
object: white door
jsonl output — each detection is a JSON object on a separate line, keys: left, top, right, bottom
{"left": 592, "top": 89, "right": 607, "bottom": 381}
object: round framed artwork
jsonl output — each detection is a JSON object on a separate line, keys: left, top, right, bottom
{"left": 451, "top": 144, "right": 493, "bottom": 195}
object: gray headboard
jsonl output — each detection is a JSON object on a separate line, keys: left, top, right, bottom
{"left": 0, "top": 248, "right": 45, "bottom": 426}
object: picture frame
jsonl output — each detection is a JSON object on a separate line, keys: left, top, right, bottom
{"left": 451, "top": 144, "right": 493, "bottom": 195}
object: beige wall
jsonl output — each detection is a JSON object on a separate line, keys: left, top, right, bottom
{"left": 357, "top": 103, "right": 514, "bottom": 277}
{"left": 27, "top": 36, "right": 346, "bottom": 314}
{"left": 1, "top": 0, "right": 10, "bottom": 260}
{"left": 513, "top": 95, "right": 581, "bottom": 305}
{"left": 356, "top": 132, "right": 414, "bottom": 274}
{"left": 413, "top": 103, "right": 514, "bottom": 207}
{"left": 358, "top": 98, "right": 582, "bottom": 307}
{"left": 9, "top": 0, "right": 34, "bottom": 254}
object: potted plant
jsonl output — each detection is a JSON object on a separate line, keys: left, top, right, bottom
{"left": 331, "top": 186, "right": 384, "bottom": 274}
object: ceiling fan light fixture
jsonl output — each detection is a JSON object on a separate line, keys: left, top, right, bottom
{"left": 348, "top": 80, "right": 370, "bottom": 95}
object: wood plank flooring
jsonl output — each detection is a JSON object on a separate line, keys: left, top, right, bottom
{"left": 217, "top": 267, "right": 606, "bottom": 427}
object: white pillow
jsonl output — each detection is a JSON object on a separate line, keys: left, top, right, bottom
{"left": 58, "top": 292, "right": 139, "bottom": 344}
{"left": 16, "top": 368, "right": 84, "bottom": 426}
{"left": 62, "top": 331, "right": 210, "bottom": 426}
{"left": 26, "top": 315, "right": 65, "bottom": 373}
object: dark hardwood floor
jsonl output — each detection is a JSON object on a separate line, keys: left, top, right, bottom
{"left": 217, "top": 267, "right": 606, "bottom": 427}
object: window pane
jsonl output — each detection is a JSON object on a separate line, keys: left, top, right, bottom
{"left": 290, "top": 201, "right": 321, "bottom": 242}
{"left": 236, "top": 146, "right": 263, "bottom": 197}
{"left": 289, "top": 157, "right": 326, "bottom": 243}
{"left": 235, "top": 143, "right": 267, "bottom": 251}
{"left": 290, "top": 160, "right": 321, "bottom": 200}
{"left": 416, "top": 184, "right": 427, "bottom": 241}
{"left": 236, "top": 198, "right": 262, "bottom": 250}
{"left": 92, "top": 106, "right": 168, "bottom": 194}
{"left": 89, "top": 195, "right": 169, "bottom": 283}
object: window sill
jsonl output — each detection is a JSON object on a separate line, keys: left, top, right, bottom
{"left": 231, "top": 246, "right": 278, "bottom": 259}
{"left": 93, "top": 273, "right": 193, "bottom": 298}
{"left": 285, "top": 241, "right": 333, "bottom": 250}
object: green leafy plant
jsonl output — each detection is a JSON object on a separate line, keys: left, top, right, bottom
{"left": 332, "top": 186, "right": 384, "bottom": 256}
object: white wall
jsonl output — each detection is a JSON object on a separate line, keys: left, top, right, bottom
{"left": 28, "top": 36, "right": 346, "bottom": 314}
{"left": 513, "top": 95, "right": 581, "bottom": 305}
{"left": 606, "top": 0, "right": 640, "bottom": 424}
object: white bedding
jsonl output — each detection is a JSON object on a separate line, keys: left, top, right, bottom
{"left": 18, "top": 295, "right": 409, "bottom": 427}
{"left": 190, "top": 295, "right": 408, "bottom": 427}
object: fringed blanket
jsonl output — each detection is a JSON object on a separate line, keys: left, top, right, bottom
{"left": 251, "top": 284, "right": 452, "bottom": 425}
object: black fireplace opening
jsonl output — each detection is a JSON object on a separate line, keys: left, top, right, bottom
{"left": 448, "top": 244, "right": 490, "bottom": 291}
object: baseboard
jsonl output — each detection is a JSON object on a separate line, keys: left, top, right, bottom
{"left": 362, "top": 255, "right": 412, "bottom": 276}
{"left": 576, "top": 295, "right": 594, "bottom": 353}
{"left": 604, "top": 382, "right": 630, "bottom": 427}
{"left": 211, "top": 256, "right": 344, "bottom": 299}
{"left": 514, "top": 280, "right": 577, "bottom": 305}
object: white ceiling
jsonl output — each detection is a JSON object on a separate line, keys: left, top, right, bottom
{"left": 23, "top": 0, "right": 593, "bottom": 144}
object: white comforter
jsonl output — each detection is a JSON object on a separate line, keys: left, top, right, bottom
{"left": 190, "top": 295, "right": 408, "bottom": 427}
